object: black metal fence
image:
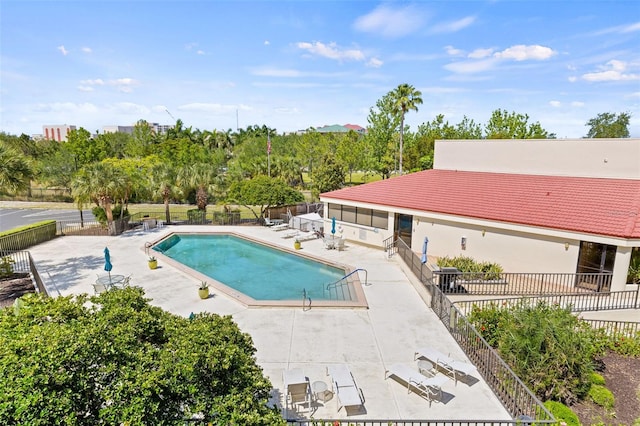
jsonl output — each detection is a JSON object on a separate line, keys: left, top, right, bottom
{"left": 283, "top": 421, "right": 551, "bottom": 426}
{"left": 582, "top": 319, "right": 640, "bottom": 338}
{"left": 452, "top": 290, "right": 640, "bottom": 315}
{"left": 0, "top": 221, "right": 57, "bottom": 253}
{"left": 433, "top": 270, "right": 614, "bottom": 295}
{"left": 128, "top": 211, "right": 255, "bottom": 227}
{"left": 395, "top": 239, "right": 554, "bottom": 421}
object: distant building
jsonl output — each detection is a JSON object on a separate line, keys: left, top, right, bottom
{"left": 314, "top": 124, "right": 367, "bottom": 134}
{"left": 103, "top": 125, "right": 135, "bottom": 135}
{"left": 42, "top": 124, "right": 76, "bottom": 142}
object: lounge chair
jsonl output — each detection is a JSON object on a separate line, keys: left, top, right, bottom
{"left": 385, "top": 363, "right": 448, "bottom": 404}
{"left": 92, "top": 282, "right": 109, "bottom": 294}
{"left": 414, "top": 347, "right": 477, "bottom": 384}
{"left": 283, "top": 368, "right": 312, "bottom": 413}
{"left": 296, "top": 231, "right": 319, "bottom": 242}
{"left": 281, "top": 230, "right": 299, "bottom": 239}
{"left": 326, "top": 364, "right": 365, "bottom": 412}
{"left": 336, "top": 238, "right": 345, "bottom": 251}
{"left": 272, "top": 223, "right": 290, "bottom": 231}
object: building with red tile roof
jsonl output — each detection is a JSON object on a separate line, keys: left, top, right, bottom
{"left": 320, "top": 138, "right": 640, "bottom": 292}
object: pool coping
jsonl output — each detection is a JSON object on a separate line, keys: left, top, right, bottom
{"left": 143, "top": 230, "right": 369, "bottom": 309}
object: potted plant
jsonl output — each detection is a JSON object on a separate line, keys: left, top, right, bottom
{"left": 294, "top": 238, "right": 301, "bottom": 250}
{"left": 148, "top": 256, "right": 158, "bottom": 270}
{"left": 198, "top": 281, "right": 209, "bottom": 299}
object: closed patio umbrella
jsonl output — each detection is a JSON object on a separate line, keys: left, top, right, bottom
{"left": 104, "top": 247, "right": 113, "bottom": 280}
{"left": 331, "top": 217, "right": 336, "bottom": 235}
{"left": 421, "top": 237, "right": 429, "bottom": 264}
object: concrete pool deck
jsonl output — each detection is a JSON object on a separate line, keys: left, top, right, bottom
{"left": 27, "top": 225, "right": 512, "bottom": 421}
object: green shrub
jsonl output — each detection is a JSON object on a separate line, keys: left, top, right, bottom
{"left": 543, "top": 400, "right": 580, "bottom": 426}
{"left": 589, "top": 371, "right": 606, "bottom": 385}
{"left": 0, "top": 257, "right": 15, "bottom": 278}
{"left": 467, "top": 302, "right": 504, "bottom": 347}
{"left": 437, "top": 255, "right": 503, "bottom": 280}
{"left": 495, "top": 301, "right": 598, "bottom": 404}
{"left": 588, "top": 384, "right": 615, "bottom": 410}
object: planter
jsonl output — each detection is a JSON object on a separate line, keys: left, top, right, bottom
{"left": 198, "top": 288, "right": 209, "bottom": 299}
{"left": 148, "top": 259, "right": 158, "bottom": 270}
{"left": 294, "top": 241, "right": 301, "bottom": 250}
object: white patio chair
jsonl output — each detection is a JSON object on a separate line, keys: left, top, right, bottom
{"left": 326, "top": 364, "right": 365, "bottom": 412}
{"left": 414, "top": 347, "right": 477, "bottom": 384}
{"left": 283, "top": 368, "right": 312, "bottom": 413}
{"left": 385, "top": 363, "right": 448, "bottom": 404}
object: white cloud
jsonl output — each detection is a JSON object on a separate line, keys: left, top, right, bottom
{"left": 81, "top": 47, "right": 92, "bottom": 54}
{"left": 296, "top": 41, "right": 365, "bottom": 62}
{"left": 80, "top": 78, "right": 105, "bottom": 86}
{"left": 431, "top": 16, "right": 476, "bottom": 33}
{"left": 353, "top": 5, "right": 424, "bottom": 38}
{"left": 582, "top": 60, "right": 640, "bottom": 81}
{"left": 152, "top": 105, "right": 168, "bottom": 113}
{"left": 594, "top": 21, "right": 640, "bottom": 35}
{"left": 185, "top": 42, "right": 197, "bottom": 50}
{"left": 571, "top": 101, "right": 585, "bottom": 107}
{"left": 77, "top": 86, "right": 94, "bottom": 92}
{"left": 445, "top": 45, "right": 464, "bottom": 56}
{"left": 57, "top": 45, "right": 68, "bottom": 56}
{"left": 468, "top": 48, "right": 494, "bottom": 59}
{"left": 493, "top": 45, "right": 556, "bottom": 61}
{"left": 366, "top": 57, "right": 383, "bottom": 68}
{"left": 444, "top": 58, "right": 497, "bottom": 74}
{"left": 549, "top": 100, "right": 561, "bottom": 107}
{"left": 567, "top": 64, "right": 577, "bottom": 71}
{"left": 264, "top": 40, "right": 270, "bottom": 46}
{"left": 34, "top": 102, "right": 98, "bottom": 113}
{"left": 111, "top": 102, "right": 150, "bottom": 115}
{"left": 196, "top": 50, "right": 205, "bottom": 55}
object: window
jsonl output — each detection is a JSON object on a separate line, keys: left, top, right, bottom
{"left": 326, "top": 203, "right": 388, "bottom": 230}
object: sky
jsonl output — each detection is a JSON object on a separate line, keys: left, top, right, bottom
{"left": 1, "top": 1, "right": 639, "bottom": 138}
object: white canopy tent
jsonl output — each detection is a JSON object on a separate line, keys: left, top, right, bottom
{"left": 290, "top": 212, "right": 323, "bottom": 232}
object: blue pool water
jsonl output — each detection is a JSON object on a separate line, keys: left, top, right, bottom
{"left": 153, "top": 234, "right": 348, "bottom": 301}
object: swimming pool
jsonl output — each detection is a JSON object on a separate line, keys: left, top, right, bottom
{"left": 150, "top": 232, "right": 367, "bottom": 307}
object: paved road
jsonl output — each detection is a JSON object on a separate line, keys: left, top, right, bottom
{"left": 0, "top": 207, "right": 95, "bottom": 232}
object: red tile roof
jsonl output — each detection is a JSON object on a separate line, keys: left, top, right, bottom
{"left": 321, "top": 170, "right": 640, "bottom": 239}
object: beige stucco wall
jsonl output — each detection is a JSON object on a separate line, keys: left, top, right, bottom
{"left": 410, "top": 213, "right": 635, "bottom": 292}
{"left": 434, "top": 138, "right": 640, "bottom": 179}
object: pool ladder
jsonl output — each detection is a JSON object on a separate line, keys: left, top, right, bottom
{"left": 325, "top": 268, "right": 368, "bottom": 301}
{"left": 302, "top": 288, "right": 312, "bottom": 311}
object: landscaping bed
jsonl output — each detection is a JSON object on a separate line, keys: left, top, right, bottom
{"left": 0, "top": 273, "right": 35, "bottom": 308}
{"left": 571, "top": 351, "right": 640, "bottom": 425}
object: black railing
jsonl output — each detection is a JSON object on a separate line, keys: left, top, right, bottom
{"left": 0, "top": 221, "right": 57, "bottom": 253}
{"left": 582, "top": 319, "right": 640, "bottom": 338}
{"left": 129, "top": 211, "right": 255, "bottom": 227}
{"left": 453, "top": 290, "right": 640, "bottom": 315}
{"left": 394, "top": 238, "right": 554, "bottom": 421}
{"left": 284, "top": 421, "right": 552, "bottom": 426}
{"left": 383, "top": 235, "right": 397, "bottom": 257}
{"left": 433, "top": 270, "right": 614, "bottom": 295}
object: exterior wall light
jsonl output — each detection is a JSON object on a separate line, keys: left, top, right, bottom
{"left": 482, "top": 229, "right": 486, "bottom": 237}
{"left": 564, "top": 242, "right": 570, "bottom": 251}
{"left": 461, "top": 236, "right": 467, "bottom": 250}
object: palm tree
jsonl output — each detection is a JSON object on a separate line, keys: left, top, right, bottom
{"left": 71, "top": 162, "right": 126, "bottom": 235}
{"left": 178, "top": 163, "right": 217, "bottom": 211}
{"left": 150, "top": 163, "right": 180, "bottom": 224}
{"left": 391, "top": 83, "right": 423, "bottom": 175}
{"left": 0, "top": 142, "right": 33, "bottom": 194}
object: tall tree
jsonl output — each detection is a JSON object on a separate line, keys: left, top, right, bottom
{"left": 0, "top": 142, "right": 33, "bottom": 194}
{"left": 365, "top": 92, "right": 399, "bottom": 179}
{"left": 310, "top": 154, "right": 346, "bottom": 199}
{"left": 585, "top": 112, "right": 631, "bottom": 138}
{"left": 227, "top": 175, "right": 304, "bottom": 220}
{"left": 150, "top": 163, "right": 181, "bottom": 224}
{"left": 178, "top": 163, "right": 218, "bottom": 211}
{"left": 391, "top": 83, "right": 423, "bottom": 175}
{"left": 485, "top": 109, "right": 550, "bottom": 139}
{"left": 71, "top": 162, "right": 126, "bottom": 235}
